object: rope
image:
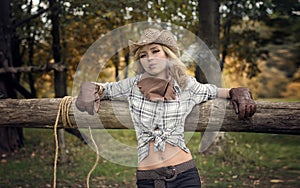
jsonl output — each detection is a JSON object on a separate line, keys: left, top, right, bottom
{"left": 60, "top": 96, "right": 75, "bottom": 128}
{"left": 86, "top": 126, "right": 100, "bottom": 188}
{"left": 53, "top": 96, "right": 99, "bottom": 188}
{"left": 53, "top": 96, "right": 73, "bottom": 188}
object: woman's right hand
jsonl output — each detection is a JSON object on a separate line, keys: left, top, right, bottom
{"left": 75, "top": 82, "right": 103, "bottom": 115}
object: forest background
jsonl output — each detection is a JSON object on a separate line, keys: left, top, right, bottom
{"left": 0, "top": 0, "right": 299, "bottom": 187}
{"left": 2, "top": 0, "right": 299, "bottom": 99}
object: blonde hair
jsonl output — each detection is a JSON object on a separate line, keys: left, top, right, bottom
{"left": 133, "top": 44, "right": 188, "bottom": 89}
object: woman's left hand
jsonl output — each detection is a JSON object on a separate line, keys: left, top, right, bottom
{"left": 229, "top": 87, "right": 257, "bottom": 120}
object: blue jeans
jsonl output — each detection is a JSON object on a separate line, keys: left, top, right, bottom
{"left": 136, "top": 167, "right": 201, "bottom": 188}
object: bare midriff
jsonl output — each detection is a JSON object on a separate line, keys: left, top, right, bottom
{"left": 138, "top": 141, "right": 193, "bottom": 170}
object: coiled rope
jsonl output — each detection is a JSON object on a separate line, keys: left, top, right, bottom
{"left": 53, "top": 96, "right": 99, "bottom": 188}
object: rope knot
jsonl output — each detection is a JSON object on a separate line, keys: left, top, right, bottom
{"left": 59, "top": 96, "right": 76, "bottom": 128}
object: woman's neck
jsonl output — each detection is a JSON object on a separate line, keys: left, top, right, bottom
{"left": 142, "top": 70, "right": 170, "bottom": 80}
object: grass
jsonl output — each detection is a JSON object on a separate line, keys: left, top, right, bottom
{"left": 1, "top": 128, "right": 299, "bottom": 188}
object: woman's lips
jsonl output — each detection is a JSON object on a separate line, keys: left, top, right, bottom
{"left": 148, "top": 64, "right": 156, "bottom": 69}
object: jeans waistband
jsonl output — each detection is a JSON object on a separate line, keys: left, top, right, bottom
{"left": 136, "top": 159, "right": 196, "bottom": 188}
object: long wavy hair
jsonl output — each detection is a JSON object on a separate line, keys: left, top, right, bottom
{"left": 133, "top": 44, "right": 188, "bottom": 89}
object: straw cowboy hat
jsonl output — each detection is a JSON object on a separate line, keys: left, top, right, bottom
{"left": 128, "top": 28, "right": 180, "bottom": 57}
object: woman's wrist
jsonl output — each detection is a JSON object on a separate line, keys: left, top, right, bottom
{"left": 217, "top": 88, "right": 231, "bottom": 99}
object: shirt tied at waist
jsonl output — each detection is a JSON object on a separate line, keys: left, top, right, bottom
{"left": 143, "top": 130, "right": 171, "bottom": 152}
{"left": 137, "top": 129, "right": 190, "bottom": 163}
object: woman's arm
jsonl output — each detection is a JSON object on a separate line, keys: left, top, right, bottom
{"left": 97, "top": 76, "right": 137, "bottom": 100}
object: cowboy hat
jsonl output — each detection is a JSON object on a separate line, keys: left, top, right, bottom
{"left": 128, "top": 28, "right": 180, "bottom": 57}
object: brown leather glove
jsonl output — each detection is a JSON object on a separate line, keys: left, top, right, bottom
{"left": 75, "top": 82, "right": 104, "bottom": 115}
{"left": 229, "top": 87, "right": 256, "bottom": 120}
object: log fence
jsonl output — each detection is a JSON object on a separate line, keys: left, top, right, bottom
{"left": 0, "top": 98, "right": 299, "bottom": 134}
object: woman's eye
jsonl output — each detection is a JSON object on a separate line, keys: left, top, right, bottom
{"left": 140, "top": 54, "right": 146, "bottom": 58}
{"left": 152, "top": 49, "right": 160, "bottom": 53}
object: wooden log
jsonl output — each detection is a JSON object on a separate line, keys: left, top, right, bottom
{"left": 0, "top": 98, "right": 299, "bottom": 134}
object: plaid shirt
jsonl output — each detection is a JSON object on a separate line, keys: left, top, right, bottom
{"left": 101, "top": 74, "right": 217, "bottom": 163}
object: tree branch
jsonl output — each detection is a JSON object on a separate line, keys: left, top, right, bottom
{"left": 0, "top": 63, "right": 67, "bottom": 74}
{"left": 13, "top": 7, "right": 49, "bottom": 28}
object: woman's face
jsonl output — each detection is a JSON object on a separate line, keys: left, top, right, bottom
{"left": 139, "top": 44, "right": 168, "bottom": 79}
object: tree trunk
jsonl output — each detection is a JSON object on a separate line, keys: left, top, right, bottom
{"left": 0, "top": 0, "right": 24, "bottom": 157}
{"left": 220, "top": 2, "right": 234, "bottom": 71}
{"left": 49, "top": 0, "right": 67, "bottom": 97}
{"left": 197, "top": 0, "right": 224, "bottom": 154}
{"left": 197, "top": 0, "right": 220, "bottom": 85}
{"left": 0, "top": 98, "right": 299, "bottom": 134}
{"left": 49, "top": 0, "right": 67, "bottom": 162}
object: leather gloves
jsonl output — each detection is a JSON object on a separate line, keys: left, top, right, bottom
{"left": 229, "top": 87, "right": 256, "bottom": 120}
{"left": 75, "top": 82, "right": 104, "bottom": 115}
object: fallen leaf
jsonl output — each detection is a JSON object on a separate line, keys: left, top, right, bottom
{"left": 270, "top": 179, "right": 284, "bottom": 183}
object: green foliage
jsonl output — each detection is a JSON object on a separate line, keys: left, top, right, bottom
{"left": 220, "top": 0, "right": 299, "bottom": 98}
{"left": 10, "top": 0, "right": 201, "bottom": 97}
{"left": 8, "top": 0, "right": 300, "bottom": 98}
{"left": 219, "top": 0, "right": 275, "bottom": 78}
{"left": 145, "top": 0, "right": 198, "bottom": 32}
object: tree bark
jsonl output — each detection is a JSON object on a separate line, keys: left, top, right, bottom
{"left": 0, "top": 98, "right": 299, "bottom": 134}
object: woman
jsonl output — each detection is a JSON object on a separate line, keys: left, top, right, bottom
{"left": 76, "top": 28, "right": 256, "bottom": 188}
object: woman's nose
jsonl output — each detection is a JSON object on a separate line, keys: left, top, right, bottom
{"left": 147, "top": 53, "right": 154, "bottom": 61}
